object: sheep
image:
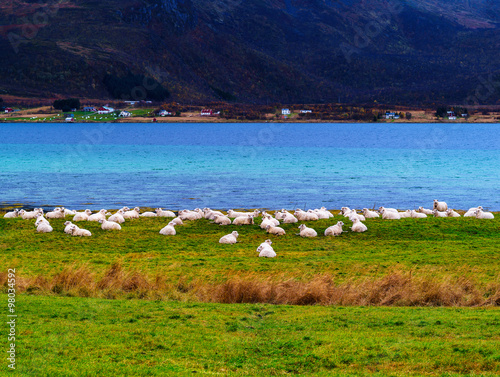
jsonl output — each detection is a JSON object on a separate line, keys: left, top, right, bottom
{"left": 98, "top": 219, "right": 122, "bottom": 231}
{"left": 88, "top": 209, "right": 108, "bottom": 222}
{"left": 178, "top": 209, "right": 203, "bottom": 221}
{"left": 69, "top": 224, "right": 91, "bottom": 237}
{"left": 446, "top": 209, "right": 461, "bottom": 218}
{"left": 36, "top": 222, "right": 53, "bottom": 233}
{"left": 274, "top": 210, "right": 288, "bottom": 220}
{"left": 324, "top": 221, "right": 344, "bottom": 236}
{"left": 140, "top": 211, "right": 157, "bottom": 217}
{"left": 282, "top": 213, "right": 298, "bottom": 223}
{"left": 63, "top": 208, "right": 77, "bottom": 216}
{"left": 410, "top": 210, "right": 427, "bottom": 219}
{"left": 294, "top": 209, "right": 318, "bottom": 221}
{"left": 170, "top": 217, "right": 184, "bottom": 226}
{"left": 260, "top": 215, "right": 280, "bottom": 229}
{"left": 351, "top": 218, "right": 368, "bottom": 233}
{"left": 474, "top": 209, "right": 494, "bottom": 219}
{"left": 46, "top": 207, "right": 66, "bottom": 219}
{"left": 464, "top": 206, "right": 483, "bottom": 217}
{"left": 73, "top": 209, "right": 92, "bottom": 222}
{"left": 363, "top": 208, "right": 379, "bottom": 218}
{"left": 417, "top": 207, "right": 434, "bottom": 215}
{"left": 63, "top": 221, "right": 75, "bottom": 234}
{"left": 313, "top": 208, "right": 332, "bottom": 219}
{"left": 258, "top": 239, "right": 273, "bottom": 249}
{"left": 219, "top": 231, "right": 239, "bottom": 244}
{"left": 433, "top": 209, "right": 448, "bottom": 218}
{"left": 298, "top": 224, "right": 317, "bottom": 238}
{"left": 108, "top": 210, "right": 125, "bottom": 224}
{"left": 265, "top": 224, "right": 286, "bottom": 236}
{"left": 35, "top": 215, "right": 50, "bottom": 227}
{"left": 379, "top": 206, "right": 398, "bottom": 213}
{"left": 347, "top": 212, "right": 366, "bottom": 222}
{"left": 232, "top": 215, "right": 254, "bottom": 225}
{"left": 341, "top": 207, "right": 352, "bottom": 215}
{"left": 227, "top": 209, "right": 260, "bottom": 218}
{"left": 3, "top": 209, "right": 19, "bottom": 218}
{"left": 433, "top": 200, "right": 448, "bottom": 212}
{"left": 123, "top": 207, "right": 140, "bottom": 219}
{"left": 19, "top": 209, "right": 41, "bottom": 220}
{"left": 380, "top": 208, "right": 401, "bottom": 220}
{"left": 155, "top": 208, "right": 176, "bottom": 218}
{"left": 212, "top": 215, "right": 232, "bottom": 225}
{"left": 399, "top": 210, "right": 412, "bottom": 218}
{"left": 204, "top": 208, "right": 225, "bottom": 220}
{"left": 257, "top": 241, "right": 277, "bottom": 258}
{"left": 159, "top": 222, "right": 177, "bottom": 235}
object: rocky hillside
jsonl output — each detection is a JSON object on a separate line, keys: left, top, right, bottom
{"left": 0, "top": 0, "right": 499, "bottom": 105}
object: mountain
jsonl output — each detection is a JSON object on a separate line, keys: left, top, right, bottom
{"left": 0, "top": 0, "right": 499, "bottom": 105}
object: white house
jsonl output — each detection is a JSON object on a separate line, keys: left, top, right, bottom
{"left": 385, "top": 112, "right": 400, "bottom": 119}
{"left": 158, "top": 110, "right": 171, "bottom": 117}
{"left": 282, "top": 108, "right": 291, "bottom": 115}
{"left": 119, "top": 111, "right": 131, "bottom": 117}
{"left": 98, "top": 106, "right": 115, "bottom": 114}
{"left": 300, "top": 110, "right": 312, "bottom": 114}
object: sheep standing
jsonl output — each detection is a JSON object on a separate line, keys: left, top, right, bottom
{"left": 159, "top": 222, "right": 177, "bottom": 235}
{"left": 99, "top": 219, "right": 122, "bottom": 231}
{"left": 433, "top": 200, "right": 448, "bottom": 212}
{"left": 298, "top": 224, "right": 317, "bottom": 238}
{"left": 324, "top": 221, "right": 344, "bottom": 236}
{"left": 219, "top": 231, "right": 239, "bottom": 244}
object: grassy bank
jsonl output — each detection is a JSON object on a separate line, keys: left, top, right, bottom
{"left": 15, "top": 295, "right": 500, "bottom": 376}
{"left": 1, "top": 211, "right": 499, "bottom": 305}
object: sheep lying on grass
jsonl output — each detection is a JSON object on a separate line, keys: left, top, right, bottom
{"left": 257, "top": 239, "right": 276, "bottom": 258}
{"left": 68, "top": 224, "right": 91, "bottom": 237}
{"left": 99, "top": 219, "right": 122, "bottom": 231}
{"left": 434, "top": 200, "right": 448, "bottom": 212}
{"left": 324, "top": 221, "right": 344, "bottom": 236}
{"left": 298, "top": 224, "right": 317, "bottom": 238}
{"left": 265, "top": 224, "right": 286, "bottom": 236}
{"left": 73, "top": 209, "right": 92, "bottom": 222}
{"left": 159, "top": 222, "right": 177, "bottom": 235}
{"left": 219, "top": 231, "right": 239, "bottom": 244}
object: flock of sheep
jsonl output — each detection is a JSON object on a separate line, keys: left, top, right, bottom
{"left": 3, "top": 199, "right": 495, "bottom": 258}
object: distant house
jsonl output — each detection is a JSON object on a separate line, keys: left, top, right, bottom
{"left": 124, "top": 101, "right": 138, "bottom": 106}
{"left": 447, "top": 111, "right": 457, "bottom": 120}
{"left": 97, "top": 106, "right": 114, "bottom": 114}
{"left": 282, "top": 108, "right": 291, "bottom": 115}
{"left": 65, "top": 116, "right": 74, "bottom": 122}
{"left": 201, "top": 109, "right": 214, "bottom": 116}
{"left": 385, "top": 112, "right": 400, "bottom": 119}
{"left": 4, "top": 108, "right": 14, "bottom": 113}
{"left": 83, "top": 106, "right": 97, "bottom": 112}
{"left": 300, "top": 110, "right": 312, "bottom": 114}
{"left": 158, "top": 110, "right": 171, "bottom": 117}
{"left": 461, "top": 113, "right": 468, "bottom": 118}
{"left": 119, "top": 111, "right": 131, "bottom": 117}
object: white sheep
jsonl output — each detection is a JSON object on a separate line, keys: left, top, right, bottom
{"left": 347, "top": 212, "right": 366, "bottom": 221}
{"left": 219, "top": 231, "right": 239, "bottom": 244}
{"left": 282, "top": 213, "right": 298, "bottom": 223}
{"left": 35, "top": 215, "right": 50, "bottom": 226}
{"left": 64, "top": 221, "right": 75, "bottom": 234}
{"left": 36, "top": 222, "right": 53, "bottom": 233}
{"left": 69, "top": 225, "right": 92, "bottom": 237}
{"left": 73, "top": 209, "right": 92, "bottom": 222}
{"left": 257, "top": 240, "right": 276, "bottom": 258}
{"left": 265, "top": 224, "right": 286, "bottom": 236}
{"left": 399, "top": 210, "right": 412, "bottom": 218}
{"left": 351, "top": 218, "right": 368, "bottom": 233}
{"left": 433, "top": 200, "right": 448, "bottom": 212}
{"left": 232, "top": 215, "right": 254, "bottom": 225}
{"left": 159, "top": 222, "right": 177, "bottom": 235}
{"left": 464, "top": 206, "right": 483, "bottom": 217}
{"left": 88, "top": 209, "right": 108, "bottom": 222}
{"left": 474, "top": 209, "right": 494, "bottom": 219}
{"left": 3, "top": 209, "right": 19, "bottom": 218}
{"left": 417, "top": 207, "right": 434, "bottom": 215}
{"left": 140, "top": 211, "right": 157, "bottom": 217}
{"left": 46, "top": 207, "right": 65, "bottom": 219}
{"left": 324, "top": 221, "right": 344, "bottom": 236}
{"left": 123, "top": 207, "right": 140, "bottom": 219}
{"left": 313, "top": 208, "right": 332, "bottom": 219}
{"left": 260, "top": 215, "right": 279, "bottom": 229}
{"left": 298, "top": 224, "right": 317, "bottom": 238}
{"left": 170, "top": 217, "right": 184, "bottom": 226}
{"left": 379, "top": 206, "right": 398, "bottom": 213}
{"left": 213, "top": 215, "right": 232, "bottom": 225}
{"left": 446, "top": 209, "right": 461, "bottom": 218}
{"left": 274, "top": 210, "right": 287, "bottom": 220}
{"left": 19, "top": 209, "right": 41, "bottom": 220}
{"left": 204, "top": 208, "right": 225, "bottom": 220}
{"left": 155, "top": 208, "right": 176, "bottom": 218}
{"left": 227, "top": 209, "right": 260, "bottom": 218}
{"left": 363, "top": 208, "right": 379, "bottom": 218}
{"left": 380, "top": 208, "right": 401, "bottom": 220}
{"left": 178, "top": 209, "right": 203, "bottom": 221}
{"left": 108, "top": 210, "right": 125, "bottom": 224}
{"left": 99, "top": 219, "right": 122, "bottom": 230}
{"left": 63, "top": 208, "right": 77, "bottom": 216}
{"left": 410, "top": 210, "right": 427, "bottom": 219}
{"left": 433, "top": 209, "right": 448, "bottom": 218}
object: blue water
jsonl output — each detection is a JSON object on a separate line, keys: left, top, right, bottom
{"left": 0, "top": 123, "right": 499, "bottom": 210}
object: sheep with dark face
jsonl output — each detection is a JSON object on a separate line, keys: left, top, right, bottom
{"left": 433, "top": 200, "right": 448, "bottom": 212}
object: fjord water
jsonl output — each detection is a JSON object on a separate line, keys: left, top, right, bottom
{"left": 0, "top": 123, "right": 499, "bottom": 210}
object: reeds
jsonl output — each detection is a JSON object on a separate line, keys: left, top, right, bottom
{"left": 1, "top": 264, "right": 499, "bottom": 306}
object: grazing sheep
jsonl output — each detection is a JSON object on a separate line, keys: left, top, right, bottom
{"left": 298, "top": 224, "right": 317, "bottom": 238}
{"left": 417, "top": 207, "right": 434, "bottom": 215}
{"left": 69, "top": 225, "right": 92, "bottom": 237}
{"left": 88, "top": 209, "right": 108, "bottom": 222}
{"left": 213, "top": 215, "right": 232, "bottom": 225}
{"left": 324, "top": 221, "right": 344, "bottom": 236}
{"left": 155, "top": 208, "right": 176, "bottom": 218}
{"left": 363, "top": 208, "right": 379, "bottom": 218}
{"left": 98, "top": 219, "right": 121, "bottom": 231}
{"left": 433, "top": 209, "right": 448, "bottom": 218}
{"left": 265, "top": 224, "right": 286, "bottom": 236}
{"left": 433, "top": 200, "right": 448, "bottom": 212}
{"left": 140, "top": 211, "right": 157, "bottom": 217}
{"left": 474, "top": 209, "right": 494, "bottom": 219}
{"left": 410, "top": 210, "right": 427, "bottom": 219}
{"left": 4, "top": 209, "right": 19, "bottom": 218}
{"left": 351, "top": 218, "right": 368, "bottom": 233}
{"left": 36, "top": 222, "right": 53, "bottom": 233}
{"left": 64, "top": 221, "right": 75, "bottom": 234}
{"left": 123, "top": 207, "right": 140, "bottom": 219}
{"left": 73, "top": 209, "right": 92, "bottom": 222}
{"left": 219, "top": 231, "right": 239, "bottom": 244}
{"left": 159, "top": 222, "right": 177, "bottom": 235}
{"left": 464, "top": 206, "right": 483, "bottom": 217}
{"left": 380, "top": 208, "right": 401, "bottom": 220}
{"left": 108, "top": 210, "right": 125, "bottom": 224}
{"left": 446, "top": 209, "right": 461, "bottom": 218}
{"left": 232, "top": 215, "right": 254, "bottom": 225}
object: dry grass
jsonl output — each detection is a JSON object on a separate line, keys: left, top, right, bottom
{"left": 2, "top": 264, "right": 499, "bottom": 307}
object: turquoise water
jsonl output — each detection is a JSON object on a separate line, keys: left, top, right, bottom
{"left": 0, "top": 123, "right": 498, "bottom": 210}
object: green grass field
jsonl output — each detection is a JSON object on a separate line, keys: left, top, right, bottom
{"left": 1, "top": 210, "right": 499, "bottom": 375}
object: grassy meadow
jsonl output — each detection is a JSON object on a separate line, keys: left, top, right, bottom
{"left": 1, "top": 209, "right": 499, "bottom": 375}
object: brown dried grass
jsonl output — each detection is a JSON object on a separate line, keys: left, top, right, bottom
{"left": 1, "top": 265, "right": 498, "bottom": 307}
